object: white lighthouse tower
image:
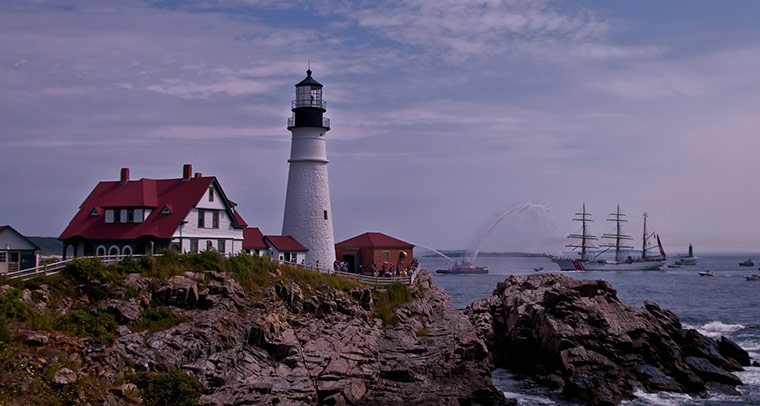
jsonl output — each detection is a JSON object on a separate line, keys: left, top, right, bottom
{"left": 282, "top": 69, "right": 335, "bottom": 270}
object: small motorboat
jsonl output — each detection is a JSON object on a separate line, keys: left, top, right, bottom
{"left": 739, "top": 259, "right": 754, "bottom": 267}
{"left": 746, "top": 274, "right": 760, "bottom": 281}
{"left": 667, "top": 264, "right": 681, "bottom": 269}
{"left": 533, "top": 267, "right": 544, "bottom": 272}
{"left": 699, "top": 270, "right": 714, "bottom": 277}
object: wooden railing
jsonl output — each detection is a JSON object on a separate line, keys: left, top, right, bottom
{"left": 4, "top": 255, "right": 153, "bottom": 281}
{"left": 7, "top": 255, "right": 422, "bottom": 287}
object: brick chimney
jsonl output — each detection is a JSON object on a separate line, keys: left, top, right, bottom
{"left": 120, "top": 167, "right": 130, "bottom": 184}
{"left": 182, "top": 164, "right": 192, "bottom": 180}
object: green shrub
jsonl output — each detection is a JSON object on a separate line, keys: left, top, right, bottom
{"left": 111, "top": 256, "right": 147, "bottom": 274}
{"left": 415, "top": 326, "right": 430, "bottom": 337}
{"left": 131, "top": 369, "right": 201, "bottom": 406}
{"left": 62, "top": 258, "right": 121, "bottom": 284}
{"left": 55, "top": 309, "right": 117, "bottom": 344}
{"left": 374, "top": 283, "right": 411, "bottom": 326}
{"left": 187, "top": 251, "right": 224, "bottom": 272}
{"left": 0, "top": 321, "right": 11, "bottom": 345}
{"left": 278, "top": 266, "right": 363, "bottom": 292}
{"left": 223, "top": 254, "right": 274, "bottom": 290}
{"left": 134, "top": 307, "right": 186, "bottom": 333}
{"left": 0, "top": 289, "right": 29, "bottom": 322}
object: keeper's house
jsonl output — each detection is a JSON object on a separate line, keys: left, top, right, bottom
{"left": 59, "top": 164, "right": 248, "bottom": 259}
{"left": 0, "top": 225, "right": 40, "bottom": 274}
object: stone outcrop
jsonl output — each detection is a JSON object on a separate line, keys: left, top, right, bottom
{"left": 103, "top": 269, "right": 506, "bottom": 405}
{"left": 466, "top": 273, "right": 750, "bottom": 405}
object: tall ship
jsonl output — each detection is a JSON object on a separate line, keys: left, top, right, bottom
{"left": 553, "top": 204, "right": 666, "bottom": 271}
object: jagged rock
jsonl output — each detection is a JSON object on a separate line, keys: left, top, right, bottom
{"left": 53, "top": 367, "right": 77, "bottom": 385}
{"left": 466, "top": 273, "right": 748, "bottom": 405}
{"left": 108, "top": 269, "right": 505, "bottom": 405}
{"left": 152, "top": 275, "right": 198, "bottom": 307}
{"left": 19, "top": 330, "right": 49, "bottom": 346}
{"left": 107, "top": 299, "right": 141, "bottom": 324}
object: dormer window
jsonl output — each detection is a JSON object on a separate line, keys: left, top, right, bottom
{"left": 105, "top": 209, "right": 115, "bottom": 223}
{"left": 161, "top": 205, "right": 172, "bottom": 215}
{"left": 90, "top": 208, "right": 99, "bottom": 217}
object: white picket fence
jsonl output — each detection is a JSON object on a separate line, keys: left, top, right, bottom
{"left": 6, "top": 255, "right": 421, "bottom": 287}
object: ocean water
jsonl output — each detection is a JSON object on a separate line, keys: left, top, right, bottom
{"left": 420, "top": 254, "right": 760, "bottom": 405}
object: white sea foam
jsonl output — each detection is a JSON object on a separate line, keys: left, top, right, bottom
{"left": 682, "top": 321, "right": 746, "bottom": 338}
{"left": 625, "top": 389, "right": 694, "bottom": 405}
{"left": 502, "top": 391, "right": 556, "bottom": 405}
{"left": 738, "top": 366, "right": 760, "bottom": 386}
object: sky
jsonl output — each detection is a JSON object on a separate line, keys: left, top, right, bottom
{"left": 2, "top": 0, "right": 760, "bottom": 253}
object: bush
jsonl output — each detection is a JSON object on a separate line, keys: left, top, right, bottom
{"left": 278, "top": 266, "right": 363, "bottom": 292}
{"left": 62, "top": 258, "right": 121, "bottom": 285}
{"left": 187, "top": 251, "right": 224, "bottom": 272}
{"left": 0, "top": 289, "right": 29, "bottom": 322}
{"left": 56, "top": 309, "right": 117, "bottom": 344}
{"left": 374, "top": 283, "right": 411, "bottom": 326}
{"left": 0, "top": 321, "right": 11, "bottom": 345}
{"left": 224, "top": 254, "right": 274, "bottom": 290}
{"left": 131, "top": 369, "right": 201, "bottom": 406}
{"left": 134, "top": 307, "right": 186, "bottom": 333}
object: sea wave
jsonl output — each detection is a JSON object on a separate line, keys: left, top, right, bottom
{"left": 625, "top": 390, "right": 694, "bottom": 405}
{"left": 738, "top": 366, "right": 760, "bottom": 387}
{"left": 682, "top": 321, "right": 746, "bottom": 338}
{"left": 502, "top": 391, "right": 557, "bottom": 405}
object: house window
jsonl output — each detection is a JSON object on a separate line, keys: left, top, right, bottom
{"left": 190, "top": 239, "right": 198, "bottom": 253}
{"left": 0, "top": 253, "right": 6, "bottom": 262}
{"left": 9, "top": 252, "right": 18, "bottom": 262}
{"left": 96, "top": 246, "right": 106, "bottom": 256}
{"left": 324, "top": 210, "right": 328, "bottom": 220}
{"left": 105, "top": 209, "right": 115, "bottom": 223}
{"left": 108, "top": 246, "right": 120, "bottom": 256}
{"left": 122, "top": 246, "right": 133, "bottom": 256}
{"left": 198, "top": 210, "right": 206, "bottom": 228}
{"left": 383, "top": 251, "right": 390, "bottom": 263}
{"left": 219, "top": 239, "right": 226, "bottom": 253}
{"left": 209, "top": 187, "right": 214, "bottom": 202}
{"left": 120, "top": 209, "right": 128, "bottom": 223}
{"left": 206, "top": 240, "right": 214, "bottom": 251}
{"left": 212, "top": 211, "right": 219, "bottom": 229}
{"left": 134, "top": 208, "right": 144, "bottom": 223}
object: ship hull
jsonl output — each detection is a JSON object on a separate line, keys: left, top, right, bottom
{"left": 554, "top": 258, "right": 665, "bottom": 271}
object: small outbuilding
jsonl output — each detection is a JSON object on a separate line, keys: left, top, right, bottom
{"left": 335, "top": 232, "right": 414, "bottom": 274}
{"left": 0, "top": 225, "right": 40, "bottom": 274}
{"left": 264, "top": 235, "right": 308, "bottom": 265}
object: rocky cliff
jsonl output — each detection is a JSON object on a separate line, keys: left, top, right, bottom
{"left": 466, "top": 273, "right": 751, "bottom": 406}
{"left": 0, "top": 255, "right": 505, "bottom": 405}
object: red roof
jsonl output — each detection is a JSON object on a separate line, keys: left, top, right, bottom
{"left": 243, "top": 227, "right": 267, "bottom": 250}
{"left": 60, "top": 176, "right": 247, "bottom": 241}
{"left": 264, "top": 235, "right": 308, "bottom": 252}
{"left": 335, "top": 232, "right": 414, "bottom": 248}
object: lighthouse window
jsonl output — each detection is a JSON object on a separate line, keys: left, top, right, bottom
{"left": 323, "top": 210, "right": 328, "bottom": 220}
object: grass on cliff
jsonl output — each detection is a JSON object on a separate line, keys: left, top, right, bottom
{"left": 130, "top": 369, "right": 202, "bottom": 406}
{"left": 374, "top": 283, "right": 412, "bottom": 326}
{"left": 134, "top": 306, "right": 187, "bottom": 334}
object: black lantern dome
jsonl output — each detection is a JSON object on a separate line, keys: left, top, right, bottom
{"left": 288, "top": 69, "right": 330, "bottom": 131}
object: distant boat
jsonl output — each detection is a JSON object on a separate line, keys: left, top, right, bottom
{"left": 533, "top": 267, "right": 544, "bottom": 272}
{"left": 436, "top": 260, "right": 489, "bottom": 275}
{"left": 746, "top": 274, "right": 760, "bottom": 281}
{"left": 699, "top": 270, "right": 714, "bottom": 277}
{"left": 674, "top": 244, "right": 697, "bottom": 266}
{"left": 552, "top": 205, "right": 666, "bottom": 271}
{"left": 739, "top": 259, "right": 754, "bottom": 267}
{"left": 667, "top": 264, "right": 681, "bottom": 269}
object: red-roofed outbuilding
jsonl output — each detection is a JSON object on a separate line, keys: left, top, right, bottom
{"left": 59, "top": 164, "right": 248, "bottom": 258}
{"left": 335, "top": 232, "right": 414, "bottom": 274}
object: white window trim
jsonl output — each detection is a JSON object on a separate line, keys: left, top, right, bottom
{"left": 122, "top": 245, "right": 133, "bottom": 256}
{"left": 108, "top": 245, "right": 120, "bottom": 256}
{"left": 96, "top": 245, "right": 106, "bottom": 256}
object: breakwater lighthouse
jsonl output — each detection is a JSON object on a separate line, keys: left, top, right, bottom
{"left": 282, "top": 69, "right": 335, "bottom": 270}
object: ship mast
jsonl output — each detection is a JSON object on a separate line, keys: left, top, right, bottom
{"left": 601, "top": 204, "right": 633, "bottom": 262}
{"left": 642, "top": 212, "right": 648, "bottom": 259}
{"left": 566, "top": 203, "right": 597, "bottom": 261}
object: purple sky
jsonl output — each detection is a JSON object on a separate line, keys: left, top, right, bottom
{"left": 2, "top": 0, "right": 760, "bottom": 253}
